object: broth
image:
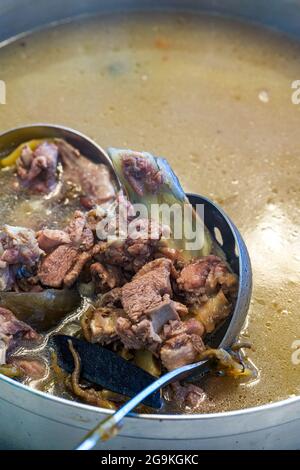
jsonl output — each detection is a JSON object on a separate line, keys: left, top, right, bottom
{"left": 0, "top": 12, "right": 299, "bottom": 412}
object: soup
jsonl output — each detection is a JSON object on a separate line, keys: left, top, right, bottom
{"left": 0, "top": 12, "right": 299, "bottom": 413}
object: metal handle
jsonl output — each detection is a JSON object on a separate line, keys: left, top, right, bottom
{"left": 75, "top": 359, "right": 208, "bottom": 450}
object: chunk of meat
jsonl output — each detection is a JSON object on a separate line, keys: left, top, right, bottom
{"left": 90, "top": 262, "right": 123, "bottom": 293}
{"left": 160, "top": 318, "right": 205, "bottom": 371}
{"left": 0, "top": 225, "right": 43, "bottom": 267}
{"left": 160, "top": 331, "right": 205, "bottom": 371}
{"left": 37, "top": 211, "right": 94, "bottom": 288}
{"left": 36, "top": 229, "right": 71, "bottom": 253}
{"left": 98, "top": 287, "right": 123, "bottom": 308}
{"left": 115, "top": 316, "right": 159, "bottom": 351}
{"left": 0, "top": 225, "right": 43, "bottom": 291}
{"left": 166, "top": 382, "right": 206, "bottom": 410}
{"left": 121, "top": 258, "right": 173, "bottom": 323}
{"left": 162, "top": 317, "right": 205, "bottom": 340}
{"left": 65, "top": 211, "right": 94, "bottom": 250}
{"left": 0, "top": 307, "right": 39, "bottom": 364}
{"left": 113, "top": 259, "right": 184, "bottom": 354}
{"left": 16, "top": 141, "right": 59, "bottom": 194}
{"left": 176, "top": 255, "right": 238, "bottom": 334}
{"left": 122, "top": 153, "right": 164, "bottom": 196}
{"left": 55, "top": 139, "right": 115, "bottom": 209}
{"left": 9, "top": 357, "right": 46, "bottom": 379}
{"left": 194, "top": 289, "right": 232, "bottom": 333}
{"left": 94, "top": 218, "right": 164, "bottom": 273}
{"left": 177, "top": 255, "right": 238, "bottom": 302}
{"left": 38, "top": 244, "right": 80, "bottom": 288}
{"left": 81, "top": 306, "right": 124, "bottom": 345}
{"left": 64, "top": 251, "right": 92, "bottom": 287}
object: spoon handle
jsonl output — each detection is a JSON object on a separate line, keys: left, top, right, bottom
{"left": 75, "top": 359, "right": 208, "bottom": 450}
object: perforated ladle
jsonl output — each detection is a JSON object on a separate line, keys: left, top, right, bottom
{"left": 0, "top": 124, "right": 252, "bottom": 450}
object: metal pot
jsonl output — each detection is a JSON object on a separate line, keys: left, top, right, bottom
{"left": 0, "top": 0, "right": 300, "bottom": 450}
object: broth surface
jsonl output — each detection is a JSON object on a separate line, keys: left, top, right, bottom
{"left": 0, "top": 12, "right": 299, "bottom": 412}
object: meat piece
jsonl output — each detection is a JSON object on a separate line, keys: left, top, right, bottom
{"left": 113, "top": 259, "right": 181, "bottom": 353}
{"left": 121, "top": 258, "right": 173, "bottom": 323}
{"left": 55, "top": 139, "right": 115, "bottom": 209}
{"left": 82, "top": 306, "right": 124, "bottom": 345}
{"left": 94, "top": 218, "right": 164, "bottom": 273}
{"left": 90, "top": 262, "right": 123, "bottom": 293}
{"left": 37, "top": 211, "right": 94, "bottom": 288}
{"left": 98, "top": 287, "right": 123, "bottom": 308}
{"left": 65, "top": 211, "right": 94, "bottom": 250}
{"left": 64, "top": 251, "right": 92, "bottom": 287}
{"left": 115, "top": 317, "right": 152, "bottom": 351}
{"left": 162, "top": 317, "right": 205, "bottom": 340}
{"left": 176, "top": 255, "right": 238, "bottom": 334}
{"left": 160, "top": 318, "right": 205, "bottom": 371}
{"left": 0, "top": 225, "right": 43, "bottom": 267}
{"left": 0, "top": 225, "right": 43, "bottom": 291}
{"left": 36, "top": 229, "right": 71, "bottom": 253}
{"left": 0, "top": 264, "right": 14, "bottom": 292}
{"left": 9, "top": 357, "right": 46, "bottom": 379}
{"left": 38, "top": 244, "right": 79, "bottom": 288}
{"left": 167, "top": 382, "right": 206, "bottom": 410}
{"left": 194, "top": 289, "right": 232, "bottom": 333}
{"left": 122, "top": 153, "right": 164, "bottom": 196}
{"left": 160, "top": 330, "right": 205, "bottom": 371}
{"left": 16, "top": 141, "right": 59, "bottom": 194}
{"left": 177, "top": 255, "right": 238, "bottom": 302}
{"left": 0, "top": 307, "right": 39, "bottom": 364}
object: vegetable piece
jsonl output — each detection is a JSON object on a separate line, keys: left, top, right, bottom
{"left": 0, "top": 288, "right": 80, "bottom": 330}
{"left": 199, "top": 348, "right": 254, "bottom": 378}
{"left": 134, "top": 349, "right": 161, "bottom": 377}
{"left": 108, "top": 148, "right": 212, "bottom": 260}
{"left": 0, "top": 139, "right": 45, "bottom": 168}
{"left": 0, "top": 364, "right": 23, "bottom": 378}
{"left": 67, "top": 340, "right": 116, "bottom": 410}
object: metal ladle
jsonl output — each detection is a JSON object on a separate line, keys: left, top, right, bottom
{"left": 0, "top": 124, "right": 252, "bottom": 450}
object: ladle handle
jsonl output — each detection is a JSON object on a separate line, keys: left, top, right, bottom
{"left": 75, "top": 359, "right": 208, "bottom": 450}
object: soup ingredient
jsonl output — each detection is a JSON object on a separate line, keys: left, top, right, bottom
{"left": 37, "top": 210, "right": 94, "bottom": 288}
{"left": 66, "top": 339, "right": 116, "bottom": 409}
{"left": 0, "top": 139, "right": 44, "bottom": 168}
{"left": 199, "top": 348, "right": 253, "bottom": 378}
{"left": 0, "top": 363, "right": 23, "bottom": 378}
{"left": 90, "top": 262, "right": 124, "bottom": 292}
{"left": 0, "top": 225, "right": 43, "bottom": 291}
{"left": 16, "top": 141, "right": 59, "bottom": 194}
{"left": 166, "top": 382, "right": 206, "bottom": 410}
{"left": 93, "top": 196, "right": 165, "bottom": 273}
{"left": 177, "top": 255, "right": 237, "bottom": 303}
{"left": 0, "top": 288, "right": 80, "bottom": 330}
{"left": 115, "top": 258, "right": 188, "bottom": 356}
{"left": 134, "top": 349, "right": 161, "bottom": 377}
{"left": 160, "top": 318, "right": 205, "bottom": 370}
{"left": 176, "top": 255, "right": 238, "bottom": 333}
{"left": 55, "top": 138, "right": 116, "bottom": 209}
{"left": 0, "top": 307, "right": 39, "bottom": 364}
{"left": 9, "top": 357, "right": 46, "bottom": 379}
{"left": 52, "top": 334, "right": 162, "bottom": 408}
{"left": 81, "top": 305, "right": 125, "bottom": 345}
{"left": 108, "top": 148, "right": 212, "bottom": 260}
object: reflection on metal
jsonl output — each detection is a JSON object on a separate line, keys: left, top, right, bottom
{"left": 0, "top": 80, "right": 5, "bottom": 104}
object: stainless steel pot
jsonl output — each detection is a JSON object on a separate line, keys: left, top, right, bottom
{"left": 0, "top": 0, "right": 300, "bottom": 450}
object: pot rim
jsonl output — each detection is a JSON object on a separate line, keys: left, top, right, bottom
{"left": 1, "top": 372, "right": 299, "bottom": 422}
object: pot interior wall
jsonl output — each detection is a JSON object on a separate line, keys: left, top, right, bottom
{"left": 1, "top": 0, "right": 300, "bottom": 44}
